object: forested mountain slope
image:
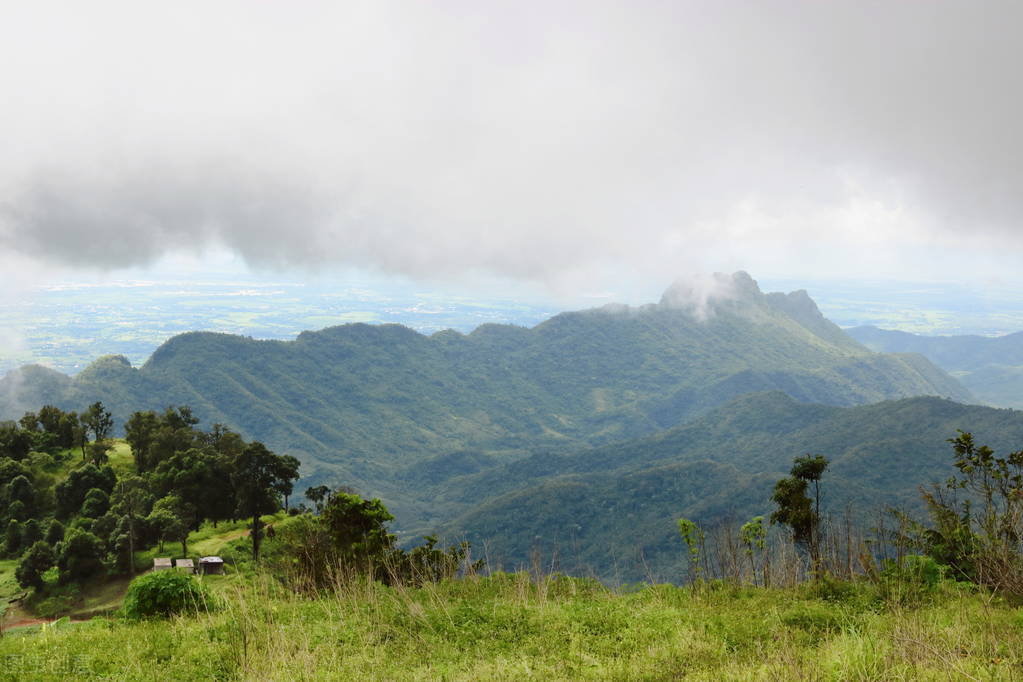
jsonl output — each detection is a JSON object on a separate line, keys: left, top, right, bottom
{"left": 1, "top": 273, "right": 969, "bottom": 521}
{"left": 848, "top": 325, "right": 1023, "bottom": 408}
{"left": 436, "top": 392, "right": 1023, "bottom": 583}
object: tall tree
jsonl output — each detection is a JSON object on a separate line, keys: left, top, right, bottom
{"left": 83, "top": 402, "right": 114, "bottom": 443}
{"left": 231, "top": 442, "right": 300, "bottom": 561}
{"left": 110, "top": 476, "right": 152, "bottom": 576}
{"left": 771, "top": 454, "right": 829, "bottom": 571}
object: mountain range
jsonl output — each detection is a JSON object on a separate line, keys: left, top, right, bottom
{"left": 0, "top": 272, "right": 980, "bottom": 549}
{"left": 847, "top": 325, "right": 1023, "bottom": 409}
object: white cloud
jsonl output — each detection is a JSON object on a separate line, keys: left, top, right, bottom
{"left": 1, "top": 0, "right": 1022, "bottom": 291}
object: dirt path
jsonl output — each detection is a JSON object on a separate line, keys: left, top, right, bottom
{"left": 2, "top": 615, "right": 89, "bottom": 631}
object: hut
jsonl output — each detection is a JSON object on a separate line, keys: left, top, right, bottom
{"left": 199, "top": 556, "right": 225, "bottom": 575}
{"left": 153, "top": 557, "right": 172, "bottom": 571}
{"left": 174, "top": 558, "right": 195, "bottom": 574}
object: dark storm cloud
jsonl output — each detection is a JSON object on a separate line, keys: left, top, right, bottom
{"left": 1, "top": 1, "right": 1021, "bottom": 285}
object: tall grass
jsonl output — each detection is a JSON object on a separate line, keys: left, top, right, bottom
{"left": 1, "top": 568, "right": 1021, "bottom": 680}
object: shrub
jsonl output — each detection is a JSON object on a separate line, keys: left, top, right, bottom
{"left": 122, "top": 571, "right": 216, "bottom": 619}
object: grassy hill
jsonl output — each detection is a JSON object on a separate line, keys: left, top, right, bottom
{"left": 0, "top": 568, "right": 1019, "bottom": 680}
{"left": 434, "top": 392, "right": 1023, "bottom": 583}
{"left": 0, "top": 273, "right": 970, "bottom": 527}
{"left": 848, "top": 325, "right": 1023, "bottom": 408}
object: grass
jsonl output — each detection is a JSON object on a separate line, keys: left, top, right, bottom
{"left": 0, "top": 559, "right": 20, "bottom": 622}
{"left": 1, "top": 573, "right": 1021, "bottom": 680}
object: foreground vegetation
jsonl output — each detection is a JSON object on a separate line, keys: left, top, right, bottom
{"left": 2, "top": 570, "right": 1022, "bottom": 680}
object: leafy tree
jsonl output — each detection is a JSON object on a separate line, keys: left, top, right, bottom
{"left": 45, "top": 519, "right": 65, "bottom": 545}
{"left": 55, "top": 464, "right": 116, "bottom": 519}
{"left": 57, "top": 529, "right": 106, "bottom": 583}
{"left": 322, "top": 491, "right": 395, "bottom": 565}
{"left": 771, "top": 455, "right": 829, "bottom": 570}
{"left": 906, "top": 431, "right": 1023, "bottom": 591}
{"left": 231, "top": 442, "right": 300, "bottom": 561}
{"left": 125, "top": 411, "right": 159, "bottom": 473}
{"left": 677, "top": 517, "right": 705, "bottom": 584}
{"left": 4, "top": 519, "right": 21, "bottom": 556}
{"left": 36, "top": 405, "right": 64, "bottom": 436}
{"left": 88, "top": 440, "right": 112, "bottom": 467}
{"left": 0, "top": 423, "right": 32, "bottom": 461}
{"left": 80, "top": 488, "right": 111, "bottom": 518}
{"left": 110, "top": 476, "right": 152, "bottom": 576}
{"left": 15, "top": 541, "right": 55, "bottom": 589}
{"left": 305, "top": 485, "right": 331, "bottom": 513}
{"left": 740, "top": 516, "right": 768, "bottom": 586}
{"left": 83, "top": 401, "right": 114, "bottom": 443}
{"left": 150, "top": 495, "right": 193, "bottom": 556}
{"left": 19, "top": 412, "right": 39, "bottom": 432}
{"left": 6, "top": 474, "right": 36, "bottom": 517}
{"left": 149, "top": 448, "right": 233, "bottom": 529}
{"left": 21, "top": 518, "right": 41, "bottom": 546}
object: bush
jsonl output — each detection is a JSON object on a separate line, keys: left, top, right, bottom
{"left": 122, "top": 571, "right": 216, "bottom": 619}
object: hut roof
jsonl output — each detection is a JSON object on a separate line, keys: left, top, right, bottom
{"left": 175, "top": 559, "right": 195, "bottom": 568}
{"left": 199, "top": 556, "right": 224, "bottom": 564}
{"left": 153, "top": 558, "right": 172, "bottom": 568}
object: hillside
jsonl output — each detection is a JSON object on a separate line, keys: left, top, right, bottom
{"left": 847, "top": 325, "right": 1023, "bottom": 408}
{"left": 0, "top": 273, "right": 970, "bottom": 524}
{"left": 435, "top": 392, "right": 1023, "bottom": 582}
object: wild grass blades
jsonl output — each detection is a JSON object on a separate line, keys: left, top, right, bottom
{"left": 3, "top": 567, "right": 1022, "bottom": 681}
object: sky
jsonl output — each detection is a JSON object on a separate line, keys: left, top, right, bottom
{"left": 2, "top": 0, "right": 1023, "bottom": 302}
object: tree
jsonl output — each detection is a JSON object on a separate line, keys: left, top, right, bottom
{"left": 80, "top": 488, "right": 111, "bottom": 518}
{"left": 4, "top": 519, "right": 21, "bottom": 556}
{"left": 110, "top": 476, "right": 152, "bottom": 576}
{"left": 57, "top": 529, "right": 106, "bottom": 583}
{"left": 149, "top": 448, "right": 233, "bottom": 529}
{"left": 321, "top": 491, "right": 395, "bottom": 564}
{"left": 231, "top": 442, "right": 300, "bottom": 561}
{"left": 6, "top": 474, "right": 36, "bottom": 517}
{"left": 16, "top": 541, "right": 55, "bottom": 589}
{"left": 83, "top": 402, "right": 114, "bottom": 443}
{"left": 740, "top": 516, "right": 768, "bottom": 586}
{"left": 305, "top": 485, "right": 331, "bottom": 514}
{"left": 21, "top": 518, "right": 41, "bottom": 546}
{"left": 45, "top": 519, "right": 65, "bottom": 545}
{"left": 125, "top": 411, "right": 159, "bottom": 473}
{"left": 771, "top": 454, "right": 829, "bottom": 570}
{"left": 88, "top": 440, "right": 112, "bottom": 467}
{"left": 56, "top": 464, "right": 116, "bottom": 519}
{"left": 150, "top": 495, "right": 193, "bottom": 556}
{"left": 0, "top": 423, "right": 33, "bottom": 461}
{"left": 677, "top": 517, "right": 706, "bottom": 584}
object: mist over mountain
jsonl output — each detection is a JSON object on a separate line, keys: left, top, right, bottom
{"left": 0, "top": 273, "right": 969, "bottom": 524}
{"left": 848, "top": 325, "right": 1023, "bottom": 409}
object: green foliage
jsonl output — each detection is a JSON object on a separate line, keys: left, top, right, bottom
{"left": 15, "top": 540, "right": 55, "bottom": 589}
{"left": 80, "top": 488, "right": 110, "bottom": 518}
{"left": 676, "top": 517, "right": 705, "bottom": 583}
{"left": 232, "top": 441, "right": 299, "bottom": 561}
{"left": 122, "top": 570, "right": 215, "bottom": 619}
{"left": 908, "top": 431, "right": 1023, "bottom": 594}
{"left": 83, "top": 401, "right": 114, "bottom": 443}
{"left": 45, "top": 518, "right": 65, "bottom": 544}
{"left": 57, "top": 528, "right": 106, "bottom": 584}
{"left": 771, "top": 455, "right": 829, "bottom": 566}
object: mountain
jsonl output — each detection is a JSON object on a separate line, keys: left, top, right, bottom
{"left": 435, "top": 392, "right": 1023, "bottom": 583}
{"left": 1, "top": 272, "right": 969, "bottom": 522}
{"left": 847, "top": 326, "right": 1023, "bottom": 408}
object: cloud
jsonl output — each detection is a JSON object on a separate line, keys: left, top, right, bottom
{"left": 1, "top": 1, "right": 1022, "bottom": 289}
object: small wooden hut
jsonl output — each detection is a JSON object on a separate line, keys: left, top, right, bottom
{"left": 153, "top": 558, "right": 172, "bottom": 571}
{"left": 174, "top": 558, "right": 195, "bottom": 574}
{"left": 199, "top": 556, "right": 225, "bottom": 575}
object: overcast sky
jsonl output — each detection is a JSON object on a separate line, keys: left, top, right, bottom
{"left": 2, "top": 1, "right": 1022, "bottom": 298}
